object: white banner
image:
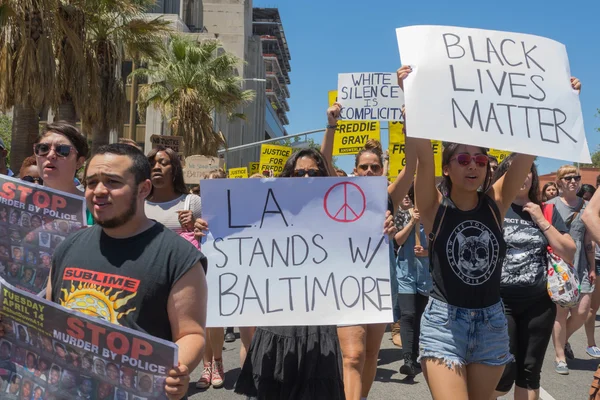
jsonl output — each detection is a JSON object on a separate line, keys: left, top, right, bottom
{"left": 396, "top": 25, "right": 591, "bottom": 163}
{"left": 201, "top": 177, "right": 393, "bottom": 327}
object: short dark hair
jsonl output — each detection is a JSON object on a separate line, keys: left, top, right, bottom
{"left": 281, "top": 148, "right": 330, "bottom": 177}
{"left": 147, "top": 146, "right": 187, "bottom": 194}
{"left": 86, "top": 143, "right": 151, "bottom": 186}
{"left": 38, "top": 121, "right": 89, "bottom": 159}
{"left": 578, "top": 184, "right": 596, "bottom": 198}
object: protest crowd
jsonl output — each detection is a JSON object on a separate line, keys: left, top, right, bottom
{"left": 0, "top": 20, "right": 598, "bottom": 400}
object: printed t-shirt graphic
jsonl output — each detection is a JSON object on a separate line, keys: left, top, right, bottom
{"left": 59, "top": 268, "right": 140, "bottom": 325}
{"left": 445, "top": 220, "right": 501, "bottom": 286}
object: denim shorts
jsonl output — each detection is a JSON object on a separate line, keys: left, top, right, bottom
{"left": 418, "top": 298, "right": 513, "bottom": 368}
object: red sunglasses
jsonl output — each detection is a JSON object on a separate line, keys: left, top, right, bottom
{"left": 451, "top": 153, "right": 489, "bottom": 168}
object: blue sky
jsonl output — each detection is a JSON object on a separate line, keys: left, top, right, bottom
{"left": 254, "top": 0, "right": 599, "bottom": 174}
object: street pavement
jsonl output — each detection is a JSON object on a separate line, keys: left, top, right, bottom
{"left": 188, "top": 315, "right": 600, "bottom": 399}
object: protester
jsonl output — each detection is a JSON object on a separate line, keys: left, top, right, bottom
{"left": 33, "top": 122, "right": 94, "bottom": 225}
{"left": 234, "top": 147, "right": 395, "bottom": 400}
{"left": 46, "top": 143, "right": 207, "bottom": 400}
{"left": 194, "top": 167, "right": 228, "bottom": 390}
{"left": 492, "top": 155, "right": 575, "bottom": 399}
{"left": 547, "top": 164, "right": 595, "bottom": 375}
{"left": 335, "top": 168, "right": 347, "bottom": 177}
{"left": 408, "top": 58, "right": 541, "bottom": 397}
{"left": 19, "top": 156, "right": 41, "bottom": 184}
{"left": 578, "top": 184, "right": 596, "bottom": 201}
{"left": 320, "top": 71, "right": 414, "bottom": 400}
{"left": 394, "top": 185, "right": 432, "bottom": 377}
{"left": 118, "top": 137, "right": 143, "bottom": 151}
{"left": 542, "top": 182, "right": 559, "bottom": 202}
{"left": 0, "top": 138, "right": 13, "bottom": 177}
{"left": 488, "top": 155, "right": 499, "bottom": 175}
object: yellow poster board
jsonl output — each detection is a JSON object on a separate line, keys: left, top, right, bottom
{"left": 329, "top": 90, "right": 380, "bottom": 155}
{"left": 249, "top": 162, "right": 260, "bottom": 175}
{"left": 259, "top": 144, "right": 293, "bottom": 176}
{"left": 388, "top": 121, "right": 404, "bottom": 144}
{"left": 388, "top": 136, "right": 442, "bottom": 178}
{"left": 488, "top": 148, "right": 511, "bottom": 163}
{"left": 228, "top": 167, "right": 248, "bottom": 179}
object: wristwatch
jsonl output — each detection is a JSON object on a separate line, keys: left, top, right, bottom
{"left": 326, "top": 124, "right": 338, "bottom": 129}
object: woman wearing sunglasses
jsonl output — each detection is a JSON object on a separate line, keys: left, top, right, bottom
{"left": 34, "top": 122, "right": 93, "bottom": 225}
{"left": 19, "top": 156, "right": 42, "bottom": 185}
{"left": 410, "top": 71, "right": 580, "bottom": 399}
{"left": 492, "top": 155, "right": 574, "bottom": 399}
{"left": 547, "top": 165, "right": 595, "bottom": 375}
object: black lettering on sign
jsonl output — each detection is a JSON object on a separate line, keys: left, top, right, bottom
{"left": 311, "top": 272, "right": 340, "bottom": 311}
{"left": 227, "top": 236, "right": 253, "bottom": 266}
{"left": 219, "top": 273, "right": 239, "bottom": 316}
{"left": 240, "top": 276, "right": 264, "bottom": 314}
{"left": 279, "top": 276, "right": 301, "bottom": 311}
{"left": 213, "top": 238, "right": 229, "bottom": 268}
{"left": 348, "top": 236, "right": 387, "bottom": 269}
{"left": 227, "top": 190, "right": 251, "bottom": 229}
{"left": 260, "top": 188, "right": 289, "bottom": 228}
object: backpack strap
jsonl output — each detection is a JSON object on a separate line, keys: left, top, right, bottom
{"left": 428, "top": 200, "right": 448, "bottom": 244}
{"left": 184, "top": 195, "right": 192, "bottom": 211}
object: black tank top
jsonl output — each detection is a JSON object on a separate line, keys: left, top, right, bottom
{"left": 428, "top": 193, "right": 506, "bottom": 308}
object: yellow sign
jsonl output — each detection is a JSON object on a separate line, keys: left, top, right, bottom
{"left": 259, "top": 144, "right": 293, "bottom": 176}
{"left": 388, "top": 136, "right": 442, "bottom": 178}
{"left": 249, "top": 162, "right": 260, "bottom": 175}
{"left": 488, "top": 148, "right": 511, "bottom": 163}
{"left": 388, "top": 121, "right": 404, "bottom": 144}
{"left": 229, "top": 167, "right": 248, "bottom": 179}
{"left": 329, "top": 90, "right": 380, "bottom": 156}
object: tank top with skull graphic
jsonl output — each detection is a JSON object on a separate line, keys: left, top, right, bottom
{"left": 428, "top": 193, "right": 506, "bottom": 309}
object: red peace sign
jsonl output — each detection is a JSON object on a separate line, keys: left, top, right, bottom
{"left": 323, "top": 182, "right": 366, "bottom": 223}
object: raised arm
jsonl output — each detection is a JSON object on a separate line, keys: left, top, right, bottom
{"left": 582, "top": 189, "right": 600, "bottom": 243}
{"left": 394, "top": 209, "right": 419, "bottom": 246}
{"left": 413, "top": 137, "right": 440, "bottom": 235}
{"left": 321, "top": 103, "right": 341, "bottom": 177}
{"left": 488, "top": 154, "right": 536, "bottom": 217}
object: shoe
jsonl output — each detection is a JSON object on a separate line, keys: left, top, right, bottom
{"left": 587, "top": 346, "right": 600, "bottom": 358}
{"left": 399, "top": 353, "right": 417, "bottom": 376}
{"left": 554, "top": 360, "right": 569, "bottom": 375}
{"left": 391, "top": 321, "right": 402, "bottom": 348}
{"left": 565, "top": 342, "right": 575, "bottom": 360}
{"left": 195, "top": 362, "right": 212, "bottom": 389}
{"left": 225, "top": 328, "right": 236, "bottom": 343}
{"left": 211, "top": 359, "right": 225, "bottom": 388}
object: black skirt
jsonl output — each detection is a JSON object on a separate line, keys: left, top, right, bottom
{"left": 234, "top": 325, "right": 345, "bottom": 400}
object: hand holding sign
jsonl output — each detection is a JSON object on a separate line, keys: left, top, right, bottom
{"left": 327, "top": 103, "right": 342, "bottom": 126}
{"left": 396, "top": 65, "right": 412, "bottom": 91}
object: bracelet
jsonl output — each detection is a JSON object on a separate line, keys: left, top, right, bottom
{"left": 541, "top": 224, "right": 551, "bottom": 233}
{"left": 326, "top": 124, "right": 338, "bottom": 129}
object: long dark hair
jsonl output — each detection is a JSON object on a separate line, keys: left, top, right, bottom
{"left": 281, "top": 148, "right": 330, "bottom": 177}
{"left": 493, "top": 153, "right": 541, "bottom": 205}
{"left": 439, "top": 142, "right": 492, "bottom": 196}
{"left": 147, "top": 145, "right": 187, "bottom": 195}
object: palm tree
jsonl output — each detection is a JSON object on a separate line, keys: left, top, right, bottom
{"left": 0, "top": 0, "right": 57, "bottom": 172}
{"left": 66, "top": 0, "right": 170, "bottom": 150}
{"left": 134, "top": 36, "right": 255, "bottom": 157}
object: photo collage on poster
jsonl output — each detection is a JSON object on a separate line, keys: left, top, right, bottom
{"left": 0, "top": 176, "right": 86, "bottom": 295}
{"left": 0, "top": 314, "right": 170, "bottom": 400}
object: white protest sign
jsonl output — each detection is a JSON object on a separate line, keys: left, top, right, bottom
{"left": 337, "top": 73, "right": 404, "bottom": 121}
{"left": 396, "top": 25, "right": 591, "bottom": 163}
{"left": 201, "top": 177, "right": 392, "bottom": 327}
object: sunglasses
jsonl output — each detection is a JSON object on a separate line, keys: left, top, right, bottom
{"left": 451, "top": 153, "right": 489, "bottom": 168}
{"left": 358, "top": 164, "right": 382, "bottom": 173}
{"left": 293, "top": 169, "right": 322, "bottom": 177}
{"left": 34, "top": 143, "right": 76, "bottom": 158}
{"left": 562, "top": 175, "right": 581, "bottom": 183}
{"left": 21, "top": 176, "right": 43, "bottom": 185}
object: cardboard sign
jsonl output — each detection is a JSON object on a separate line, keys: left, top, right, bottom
{"left": 328, "top": 90, "right": 381, "bottom": 155}
{"left": 337, "top": 73, "right": 404, "bottom": 121}
{"left": 249, "top": 162, "right": 260, "bottom": 175}
{"left": 259, "top": 144, "right": 293, "bottom": 177}
{"left": 388, "top": 135, "right": 442, "bottom": 178}
{"left": 182, "top": 155, "right": 224, "bottom": 185}
{"left": 201, "top": 177, "right": 392, "bottom": 327}
{"left": 229, "top": 167, "right": 248, "bottom": 179}
{"left": 150, "top": 135, "right": 183, "bottom": 154}
{"left": 396, "top": 25, "right": 591, "bottom": 163}
{"left": 0, "top": 277, "right": 177, "bottom": 399}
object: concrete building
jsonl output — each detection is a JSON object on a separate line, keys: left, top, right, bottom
{"left": 137, "top": 1, "right": 292, "bottom": 168}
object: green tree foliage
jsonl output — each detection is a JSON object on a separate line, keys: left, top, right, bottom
{"left": 0, "top": 114, "right": 12, "bottom": 165}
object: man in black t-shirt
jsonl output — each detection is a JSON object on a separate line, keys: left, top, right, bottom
{"left": 46, "top": 144, "right": 207, "bottom": 400}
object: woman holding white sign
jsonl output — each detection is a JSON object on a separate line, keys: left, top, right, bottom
{"left": 404, "top": 60, "right": 541, "bottom": 398}
{"left": 321, "top": 95, "right": 416, "bottom": 399}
